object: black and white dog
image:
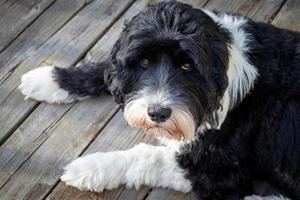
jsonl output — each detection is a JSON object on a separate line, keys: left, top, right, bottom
{"left": 18, "top": 1, "right": 300, "bottom": 199}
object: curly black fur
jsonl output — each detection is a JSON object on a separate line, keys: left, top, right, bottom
{"left": 177, "top": 9, "right": 300, "bottom": 200}
{"left": 106, "top": 1, "right": 231, "bottom": 126}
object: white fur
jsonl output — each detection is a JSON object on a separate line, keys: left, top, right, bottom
{"left": 19, "top": 66, "right": 76, "bottom": 103}
{"left": 201, "top": 12, "right": 287, "bottom": 200}
{"left": 61, "top": 143, "right": 191, "bottom": 193}
{"left": 124, "top": 93, "right": 196, "bottom": 140}
{"left": 202, "top": 10, "right": 258, "bottom": 129}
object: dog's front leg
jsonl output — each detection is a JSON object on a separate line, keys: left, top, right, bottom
{"left": 19, "top": 61, "right": 109, "bottom": 104}
{"left": 61, "top": 143, "right": 192, "bottom": 193}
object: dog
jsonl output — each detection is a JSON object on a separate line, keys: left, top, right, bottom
{"left": 18, "top": 1, "right": 300, "bottom": 199}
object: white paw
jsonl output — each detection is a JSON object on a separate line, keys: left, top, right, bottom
{"left": 61, "top": 152, "right": 126, "bottom": 192}
{"left": 18, "top": 66, "right": 74, "bottom": 103}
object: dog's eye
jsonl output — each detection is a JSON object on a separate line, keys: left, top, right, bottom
{"left": 140, "top": 58, "right": 151, "bottom": 68}
{"left": 181, "top": 63, "right": 192, "bottom": 71}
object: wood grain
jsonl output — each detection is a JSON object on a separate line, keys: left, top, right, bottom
{"left": 272, "top": 0, "right": 300, "bottom": 31}
{"left": 0, "top": 96, "right": 119, "bottom": 200}
{"left": 0, "top": 0, "right": 134, "bottom": 144}
{"left": 0, "top": 0, "right": 92, "bottom": 80}
{"left": 0, "top": 0, "right": 56, "bottom": 52}
{"left": 146, "top": 188, "right": 197, "bottom": 200}
{"left": 0, "top": 0, "right": 92, "bottom": 144}
{"left": 0, "top": 0, "right": 135, "bottom": 198}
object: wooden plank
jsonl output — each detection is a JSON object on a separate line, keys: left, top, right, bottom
{"left": 0, "top": 0, "right": 56, "bottom": 52}
{"left": 272, "top": 0, "right": 300, "bottom": 31}
{"left": 0, "top": 97, "right": 119, "bottom": 200}
{"left": 0, "top": 0, "right": 140, "bottom": 187}
{"left": 0, "top": 0, "right": 136, "bottom": 199}
{"left": 0, "top": 0, "right": 87, "bottom": 82}
{"left": 146, "top": 189, "right": 196, "bottom": 200}
{"left": 0, "top": 0, "right": 94, "bottom": 143}
{"left": 0, "top": 103, "right": 73, "bottom": 186}
{"left": 204, "top": 0, "right": 255, "bottom": 13}
{"left": 246, "top": 0, "right": 286, "bottom": 22}
{"left": 0, "top": 0, "right": 135, "bottom": 144}
{"left": 0, "top": 0, "right": 91, "bottom": 80}
{"left": 0, "top": 0, "right": 13, "bottom": 8}
{"left": 205, "top": 0, "right": 285, "bottom": 16}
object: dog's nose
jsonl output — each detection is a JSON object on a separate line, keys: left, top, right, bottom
{"left": 147, "top": 105, "right": 171, "bottom": 123}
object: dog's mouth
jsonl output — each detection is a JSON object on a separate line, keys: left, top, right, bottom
{"left": 124, "top": 100, "right": 196, "bottom": 140}
{"left": 143, "top": 122, "right": 189, "bottom": 140}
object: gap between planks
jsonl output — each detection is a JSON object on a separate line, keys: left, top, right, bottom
{"left": 0, "top": 0, "right": 57, "bottom": 53}
{"left": 0, "top": 0, "right": 137, "bottom": 197}
{"left": 0, "top": 0, "right": 137, "bottom": 147}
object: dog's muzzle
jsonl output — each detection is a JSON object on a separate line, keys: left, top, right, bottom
{"left": 123, "top": 95, "right": 196, "bottom": 140}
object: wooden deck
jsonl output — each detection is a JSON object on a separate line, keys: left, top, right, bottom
{"left": 0, "top": 0, "right": 299, "bottom": 199}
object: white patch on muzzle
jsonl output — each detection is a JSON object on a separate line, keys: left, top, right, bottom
{"left": 124, "top": 89, "right": 196, "bottom": 140}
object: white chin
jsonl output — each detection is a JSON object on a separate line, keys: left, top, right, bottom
{"left": 145, "top": 127, "right": 181, "bottom": 140}
{"left": 123, "top": 98, "right": 196, "bottom": 140}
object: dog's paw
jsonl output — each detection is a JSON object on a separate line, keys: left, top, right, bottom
{"left": 18, "top": 66, "right": 74, "bottom": 103}
{"left": 61, "top": 152, "right": 125, "bottom": 192}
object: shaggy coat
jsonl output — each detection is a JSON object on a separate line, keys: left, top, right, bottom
{"left": 19, "top": 1, "right": 300, "bottom": 199}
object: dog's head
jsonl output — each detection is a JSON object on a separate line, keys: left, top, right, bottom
{"left": 105, "top": 1, "right": 230, "bottom": 140}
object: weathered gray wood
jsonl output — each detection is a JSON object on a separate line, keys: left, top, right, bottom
{"left": 0, "top": 0, "right": 135, "bottom": 144}
{"left": 205, "top": 0, "right": 287, "bottom": 22}
{"left": 272, "top": 0, "right": 300, "bottom": 31}
{"left": 0, "top": 0, "right": 56, "bottom": 52}
{"left": 0, "top": 103, "right": 73, "bottom": 187}
{"left": 247, "top": 0, "right": 286, "bottom": 22}
{"left": 0, "top": 0, "right": 93, "bottom": 143}
{"left": 0, "top": 96, "right": 119, "bottom": 200}
{"left": 0, "top": 0, "right": 13, "bottom": 8}
{"left": 0, "top": 0, "right": 135, "bottom": 198}
{"left": 146, "top": 188, "right": 197, "bottom": 200}
{"left": 0, "top": 0, "right": 91, "bottom": 80}
{"left": 204, "top": 0, "right": 255, "bottom": 13}
{"left": 43, "top": 0, "right": 159, "bottom": 199}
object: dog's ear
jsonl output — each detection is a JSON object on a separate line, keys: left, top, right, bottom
{"left": 105, "top": 17, "right": 143, "bottom": 107}
{"left": 104, "top": 59, "right": 125, "bottom": 106}
{"left": 105, "top": 38, "right": 134, "bottom": 107}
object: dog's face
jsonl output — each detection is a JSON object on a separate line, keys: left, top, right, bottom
{"left": 106, "top": 1, "right": 230, "bottom": 140}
